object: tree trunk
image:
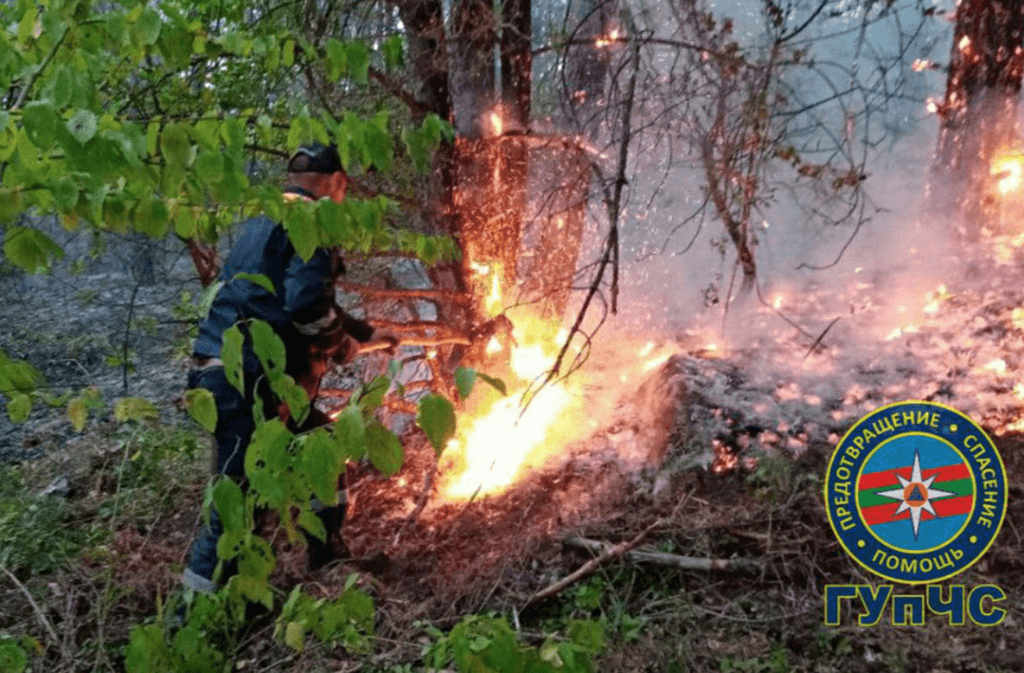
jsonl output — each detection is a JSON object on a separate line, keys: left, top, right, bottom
{"left": 930, "top": 0, "right": 1024, "bottom": 240}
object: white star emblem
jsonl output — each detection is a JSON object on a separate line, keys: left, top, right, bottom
{"left": 875, "top": 448, "right": 957, "bottom": 540}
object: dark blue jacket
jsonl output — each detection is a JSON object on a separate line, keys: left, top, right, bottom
{"left": 194, "top": 215, "right": 338, "bottom": 373}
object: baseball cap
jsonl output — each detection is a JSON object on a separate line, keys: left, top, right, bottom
{"left": 288, "top": 143, "right": 343, "bottom": 174}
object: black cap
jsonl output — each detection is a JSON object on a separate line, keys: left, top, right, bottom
{"left": 288, "top": 143, "right": 343, "bottom": 174}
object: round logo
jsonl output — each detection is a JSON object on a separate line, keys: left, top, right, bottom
{"left": 825, "top": 401, "right": 1007, "bottom": 583}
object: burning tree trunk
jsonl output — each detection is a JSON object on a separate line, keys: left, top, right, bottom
{"left": 930, "top": 0, "right": 1024, "bottom": 240}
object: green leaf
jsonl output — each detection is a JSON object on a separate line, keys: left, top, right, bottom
{"left": 297, "top": 507, "right": 326, "bottom": 542}
{"left": 300, "top": 428, "right": 345, "bottom": 506}
{"left": 146, "top": 120, "right": 159, "bottom": 157}
{"left": 17, "top": 7, "right": 37, "bottom": 44}
{"left": 347, "top": 42, "right": 369, "bottom": 83}
{"left": 382, "top": 35, "right": 403, "bottom": 69}
{"left": 477, "top": 372, "right": 508, "bottom": 396}
{"left": 332, "top": 405, "right": 366, "bottom": 461}
{"left": 6, "top": 393, "right": 31, "bottom": 423}
{"left": 67, "top": 109, "right": 97, "bottom": 143}
{"left": 51, "top": 64, "right": 73, "bottom": 108}
{"left": 161, "top": 123, "right": 191, "bottom": 167}
{"left": 22, "top": 102, "right": 59, "bottom": 150}
{"left": 274, "top": 374, "right": 309, "bottom": 426}
{"left": 222, "top": 325, "right": 245, "bottom": 394}
{"left": 325, "top": 38, "right": 347, "bottom": 81}
{"left": 135, "top": 197, "right": 170, "bottom": 238}
{"left": 195, "top": 150, "right": 224, "bottom": 183}
{"left": 357, "top": 375, "right": 389, "bottom": 413}
{"left": 454, "top": 366, "right": 476, "bottom": 400}
{"left": 134, "top": 7, "right": 161, "bottom": 46}
{"left": 233, "top": 272, "right": 276, "bottom": 295}
{"left": 212, "top": 478, "right": 245, "bottom": 531}
{"left": 51, "top": 176, "right": 78, "bottom": 212}
{"left": 0, "top": 638, "right": 28, "bottom": 673}
{"left": 282, "top": 202, "right": 319, "bottom": 261}
{"left": 184, "top": 388, "right": 217, "bottom": 432}
{"left": 283, "top": 39, "right": 295, "bottom": 67}
{"left": 68, "top": 396, "right": 87, "bottom": 431}
{"left": 113, "top": 397, "right": 159, "bottom": 423}
{"left": 416, "top": 394, "right": 456, "bottom": 457}
{"left": 3, "top": 226, "right": 64, "bottom": 273}
{"left": 284, "top": 621, "right": 305, "bottom": 652}
{"left": 249, "top": 319, "right": 286, "bottom": 381}
{"left": 365, "top": 421, "right": 403, "bottom": 477}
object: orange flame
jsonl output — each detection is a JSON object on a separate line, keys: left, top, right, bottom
{"left": 992, "top": 153, "right": 1024, "bottom": 195}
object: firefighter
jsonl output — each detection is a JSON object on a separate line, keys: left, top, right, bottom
{"left": 182, "top": 143, "right": 397, "bottom": 594}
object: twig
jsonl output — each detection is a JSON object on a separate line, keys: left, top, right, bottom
{"left": 803, "top": 316, "right": 842, "bottom": 360}
{"left": 523, "top": 519, "right": 660, "bottom": 607}
{"left": 2, "top": 565, "right": 70, "bottom": 662}
{"left": 563, "top": 538, "right": 764, "bottom": 573}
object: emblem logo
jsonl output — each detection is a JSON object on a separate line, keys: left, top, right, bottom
{"left": 825, "top": 401, "right": 1007, "bottom": 584}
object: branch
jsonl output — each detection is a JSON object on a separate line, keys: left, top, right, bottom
{"left": 337, "top": 280, "right": 472, "bottom": 305}
{"left": 523, "top": 520, "right": 661, "bottom": 607}
{"left": 563, "top": 538, "right": 764, "bottom": 573}
{"left": 2, "top": 565, "right": 71, "bottom": 663}
{"left": 368, "top": 66, "right": 428, "bottom": 117}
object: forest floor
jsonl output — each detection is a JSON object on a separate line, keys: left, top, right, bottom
{"left": 1, "top": 229, "right": 1024, "bottom": 672}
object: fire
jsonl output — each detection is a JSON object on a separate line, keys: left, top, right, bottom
{"left": 435, "top": 266, "right": 681, "bottom": 502}
{"left": 959, "top": 35, "right": 971, "bottom": 52}
{"left": 911, "top": 59, "right": 933, "bottom": 72}
{"left": 595, "top": 28, "right": 621, "bottom": 47}
{"left": 991, "top": 153, "right": 1024, "bottom": 195}
{"left": 437, "top": 308, "right": 580, "bottom": 501}
{"left": 490, "top": 111, "right": 503, "bottom": 136}
{"left": 926, "top": 98, "right": 939, "bottom": 114}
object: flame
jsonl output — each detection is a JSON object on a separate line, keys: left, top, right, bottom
{"left": 437, "top": 308, "right": 579, "bottom": 501}
{"left": 435, "top": 265, "right": 680, "bottom": 502}
{"left": 491, "top": 111, "right": 503, "bottom": 136}
{"left": 959, "top": 35, "right": 971, "bottom": 51}
{"left": 595, "top": 28, "right": 622, "bottom": 47}
{"left": 984, "top": 358, "right": 1008, "bottom": 375}
{"left": 926, "top": 98, "right": 939, "bottom": 114}
{"left": 991, "top": 153, "right": 1024, "bottom": 195}
{"left": 911, "top": 59, "right": 933, "bottom": 72}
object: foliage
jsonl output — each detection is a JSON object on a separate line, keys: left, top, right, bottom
{"left": 426, "top": 614, "right": 605, "bottom": 673}
{"left": 275, "top": 578, "right": 375, "bottom": 653}
{"left": 0, "top": 464, "right": 86, "bottom": 575}
{"left": 0, "top": 638, "right": 29, "bottom": 673}
{"left": 125, "top": 591, "right": 238, "bottom": 673}
{"left": 0, "top": 0, "right": 459, "bottom": 422}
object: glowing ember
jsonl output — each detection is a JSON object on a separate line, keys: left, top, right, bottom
{"left": 959, "top": 35, "right": 971, "bottom": 51}
{"left": 595, "top": 28, "right": 621, "bottom": 47}
{"left": 926, "top": 98, "right": 939, "bottom": 114}
{"left": 911, "top": 59, "right": 933, "bottom": 72}
{"left": 991, "top": 153, "right": 1024, "bottom": 195}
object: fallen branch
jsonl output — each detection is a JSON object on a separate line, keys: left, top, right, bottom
{"left": 523, "top": 520, "right": 661, "bottom": 607}
{"left": 337, "top": 281, "right": 472, "bottom": 305}
{"left": 2, "top": 565, "right": 71, "bottom": 663}
{"left": 563, "top": 538, "right": 764, "bottom": 573}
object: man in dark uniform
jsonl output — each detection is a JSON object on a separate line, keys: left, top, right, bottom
{"left": 183, "top": 143, "right": 395, "bottom": 594}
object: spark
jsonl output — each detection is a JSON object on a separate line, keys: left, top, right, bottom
{"left": 911, "top": 59, "right": 933, "bottom": 72}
